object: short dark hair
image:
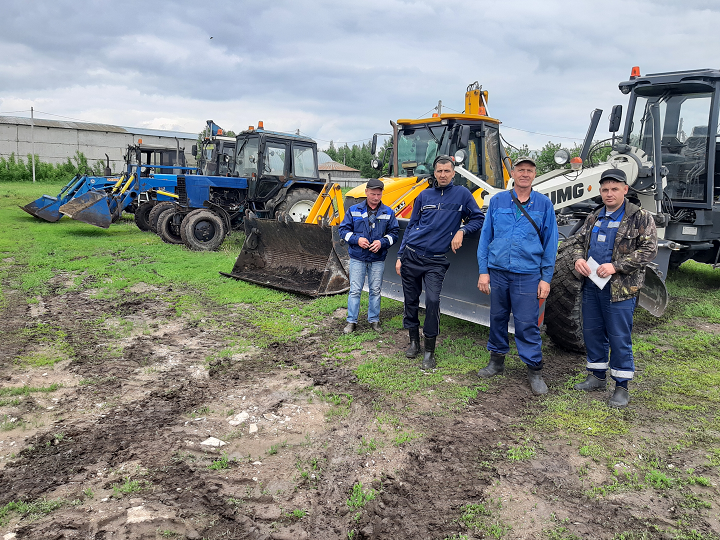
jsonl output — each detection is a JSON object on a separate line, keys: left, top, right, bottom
{"left": 434, "top": 155, "right": 455, "bottom": 169}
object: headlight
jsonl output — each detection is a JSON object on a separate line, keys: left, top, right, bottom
{"left": 454, "top": 150, "right": 467, "bottom": 165}
{"left": 554, "top": 149, "right": 570, "bottom": 165}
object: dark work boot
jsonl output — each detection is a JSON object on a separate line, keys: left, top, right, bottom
{"left": 527, "top": 367, "right": 548, "bottom": 395}
{"left": 574, "top": 373, "right": 607, "bottom": 392}
{"left": 405, "top": 328, "right": 420, "bottom": 358}
{"left": 608, "top": 386, "right": 630, "bottom": 408}
{"left": 477, "top": 352, "right": 505, "bottom": 378}
{"left": 421, "top": 336, "right": 436, "bottom": 370}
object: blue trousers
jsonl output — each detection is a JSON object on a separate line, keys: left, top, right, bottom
{"left": 400, "top": 249, "right": 450, "bottom": 338}
{"left": 347, "top": 258, "right": 385, "bottom": 323}
{"left": 487, "top": 269, "right": 543, "bottom": 369}
{"left": 582, "top": 282, "right": 636, "bottom": 381}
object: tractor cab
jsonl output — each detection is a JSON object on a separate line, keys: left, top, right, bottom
{"left": 620, "top": 68, "right": 720, "bottom": 265}
{"left": 193, "top": 136, "right": 236, "bottom": 176}
{"left": 126, "top": 143, "right": 188, "bottom": 177}
{"left": 233, "top": 126, "right": 321, "bottom": 218}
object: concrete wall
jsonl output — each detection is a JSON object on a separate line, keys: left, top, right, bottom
{"left": 0, "top": 122, "right": 196, "bottom": 174}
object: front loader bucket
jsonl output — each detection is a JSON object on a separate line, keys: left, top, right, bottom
{"left": 59, "top": 191, "right": 113, "bottom": 229}
{"left": 222, "top": 214, "right": 350, "bottom": 297}
{"left": 20, "top": 195, "right": 65, "bottom": 222}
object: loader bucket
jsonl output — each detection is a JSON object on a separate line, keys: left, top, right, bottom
{"left": 59, "top": 191, "right": 113, "bottom": 229}
{"left": 20, "top": 195, "right": 65, "bottom": 222}
{"left": 222, "top": 213, "right": 350, "bottom": 297}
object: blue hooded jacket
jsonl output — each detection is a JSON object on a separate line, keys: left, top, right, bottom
{"left": 477, "top": 189, "right": 558, "bottom": 282}
{"left": 338, "top": 201, "right": 399, "bottom": 262}
{"left": 398, "top": 182, "right": 485, "bottom": 257}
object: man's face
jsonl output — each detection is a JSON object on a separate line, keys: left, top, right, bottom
{"left": 600, "top": 180, "right": 629, "bottom": 210}
{"left": 434, "top": 161, "right": 455, "bottom": 187}
{"left": 512, "top": 162, "right": 536, "bottom": 189}
{"left": 365, "top": 187, "right": 383, "bottom": 208}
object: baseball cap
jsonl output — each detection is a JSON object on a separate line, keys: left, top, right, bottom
{"left": 514, "top": 156, "right": 536, "bottom": 167}
{"left": 365, "top": 178, "right": 384, "bottom": 190}
{"left": 599, "top": 168, "right": 628, "bottom": 184}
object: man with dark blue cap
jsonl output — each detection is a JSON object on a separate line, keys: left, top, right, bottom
{"left": 339, "top": 178, "right": 399, "bottom": 334}
{"left": 570, "top": 167, "right": 658, "bottom": 408}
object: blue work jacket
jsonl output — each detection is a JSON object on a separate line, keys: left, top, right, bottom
{"left": 338, "top": 201, "right": 399, "bottom": 262}
{"left": 397, "top": 182, "right": 485, "bottom": 257}
{"left": 477, "top": 189, "right": 559, "bottom": 283}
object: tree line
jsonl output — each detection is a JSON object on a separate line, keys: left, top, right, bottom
{"left": 0, "top": 152, "right": 108, "bottom": 183}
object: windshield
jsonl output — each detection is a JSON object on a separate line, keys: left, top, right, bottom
{"left": 396, "top": 125, "right": 446, "bottom": 177}
{"left": 235, "top": 137, "right": 259, "bottom": 177}
{"left": 629, "top": 92, "right": 712, "bottom": 203}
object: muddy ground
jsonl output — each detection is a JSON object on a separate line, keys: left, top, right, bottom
{"left": 1, "top": 258, "right": 719, "bottom": 540}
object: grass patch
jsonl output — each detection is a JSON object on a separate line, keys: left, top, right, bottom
{"left": 0, "top": 498, "right": 68, "bottom": 526}
{"left": 208, "top": 452, "right": 233, "bottom": 470}
{"left": 111, "top": 476, "right": 151, "bottom": 498}
{"left": 458, "top": 499, "right": 511, "bottom": 538}
{"left": 507, "top": 441, "right": 536, "bottom": 461}
{"left": 346, "top": 482, "right": 376, "bottom": 509}
{"left": 0, "top": 383, "right": 62, "bottom": 398}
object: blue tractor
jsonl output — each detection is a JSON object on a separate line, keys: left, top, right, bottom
{"left": 155, "top": 125, "right": 324, "bottom": 251}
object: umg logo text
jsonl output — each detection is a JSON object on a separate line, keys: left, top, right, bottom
{"left": 548, "top": 183, "right": 585, "bottom": 205}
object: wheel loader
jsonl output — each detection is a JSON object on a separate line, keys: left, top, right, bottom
{"left": 228, "top": 70, "right": 720, "bottom": 350}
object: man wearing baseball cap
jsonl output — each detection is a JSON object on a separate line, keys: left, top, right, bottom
{"left": 476, "top": 156, "right": 559, "bottom": 395}
{"left": 570, "top": 167, "right": 658, "bottom": 408}
{"left": 338, "top": 178, "right": 399, "bottom": 333}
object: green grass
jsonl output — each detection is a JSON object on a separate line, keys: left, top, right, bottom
{"left": 507, "top": 441, "right": 536, "bottom": 461}
{"left": 458, "top": 500, "right": 511, "bottom": 538}
{"left": 346, "top": 482, "right": 376, "bottom": 509}
{"left": 111, "top": 476, "right": 151, "bottom": 498}
{"left": 0, "top": 383, "right": 61, "bottom": 398}
{"left": 0, "top": 498, "right": 68, "bottom": 526}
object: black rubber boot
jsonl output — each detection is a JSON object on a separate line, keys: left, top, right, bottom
{"left": 527, "top": 367, "right": 548, "bottom": 395}
{"left": 405, "top": 328, "right": 420, "bottom": 358}
{"left": 574, "top": 373, "right": 606, "bottom": 392}
{"left": 477, "top": 352, "right": 505, "bottom": 378}
{"left": 608, "top": 386, "right": 630, "bottom": 408}
{"left": 421, "top": 336, "right": 436, "bottom": 370}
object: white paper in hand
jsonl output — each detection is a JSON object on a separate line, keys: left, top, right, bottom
{"left": 587, "top": 257, "right": 611, "bottom": 290}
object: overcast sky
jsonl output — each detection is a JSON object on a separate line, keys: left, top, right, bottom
{"left": 1, "top": 0, "right": 719, "bottom": 151}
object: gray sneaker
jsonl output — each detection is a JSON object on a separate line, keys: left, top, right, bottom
{"left": 369, "top": 321, "right": 381, "bottom": 332}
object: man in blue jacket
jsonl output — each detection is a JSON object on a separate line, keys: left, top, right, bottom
{"left": 338, "top": 178, "right": 399, "bottom": 334}
{"left": 476, "top": 157, "right": 558, "bottom": 395}
{"left": 395, "top": 156, "right": 485, "bottom": 370}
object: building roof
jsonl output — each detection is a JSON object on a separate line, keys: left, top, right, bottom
{"left": 319, "top": 160, "right": 360, "bottom": 172}
{"left": 0, "top": 115, "right": 197, "bottom": 140}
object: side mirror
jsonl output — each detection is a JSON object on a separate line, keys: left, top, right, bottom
{"left": 191, "top": 144, "right": 197, "bottom": 157}
{"left": 371, "top": 134, "right": 378, "bottom": 156}
{"left": 456, "top": 125, "right": 470, "bottom": 150}
{"left": 609, "top": 105, "right": 623, "bottom": 133}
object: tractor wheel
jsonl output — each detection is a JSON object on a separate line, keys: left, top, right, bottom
{"left": 134, "top": 202, "right": 154, "bottom": 231}
{"left": 181, "top": 209, "right": 227, "bottom": 251}
{"left": 157, "top": 209, "right": 185, "bottom": 245}
{"left": 148, "top": 202, "right": 175, "bottom": 233}
{"left": 274, "top": 188, "right": 319, "bottom": 222}
{"left": 545, "top": 241, "right": 585, "bottom": 353}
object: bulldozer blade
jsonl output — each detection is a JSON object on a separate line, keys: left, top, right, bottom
{"left": 638, "top": 265, "right": 668, "bottom": 317}
{"left": 59, "top": 191, "right": 113, "bottom": 229}
{"left": 20, "top": 195, "right": 64, "bottom": 222}
{"left": 222, "top": 214, "right": 350, "bottom": 297}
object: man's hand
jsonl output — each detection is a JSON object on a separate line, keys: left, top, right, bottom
{"left": 574, "top": 258, "right": 591, "bottom": 276}
{"left": 451, "top": 230, "right": 464, "bottom": 253}
{"left": 357, "top": 237, "right": 370, "bottom": 249}
{"left": 369, "top": 240, "right": 382, "bottom": 253}
{"left": 395, "top": 259, "right": 402, "bottom": 276}
{"left": 537, "top": 280, "right": 550, "bottom": 299}
{"left": 477, "top": 273, "right": 490, "bottom": 295}
{"left": 595, "top": 263, "right": 616, "bottom": 278}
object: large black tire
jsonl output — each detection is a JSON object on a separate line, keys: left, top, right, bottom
{"left": 545, "top": 241, "right": 585, "bottom": 353}
{"left": 274, "top": 187, "right": 320, "bottom": 222}
{"left": 157, "top": 209, "right": 185, "bottom": 245}
{"left": 180, "top": 209, "right": 227, "bottom": 251}
{"left": 148, "top": 202, "right": 175, "bottom": 233}
{"left": 134, "top": 202, "right": 154, "bottom": 231}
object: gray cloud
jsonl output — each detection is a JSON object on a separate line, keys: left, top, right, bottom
{"left": 1, "top": 0, "right": 719, "bottom": 148}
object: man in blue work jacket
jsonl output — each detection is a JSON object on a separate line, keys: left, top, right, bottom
{"left": 338, "top": 178, "right": 399, "bottom": 334}
{"left": 395, "top": 156, "right": 485, "bottom": 370}
{"left": 476, "top": 157, "right": 558, "bottom": 395}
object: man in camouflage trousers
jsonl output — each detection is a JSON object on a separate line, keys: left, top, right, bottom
{"left": 570, "top": 168, "right": 657, "bottom": 408}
